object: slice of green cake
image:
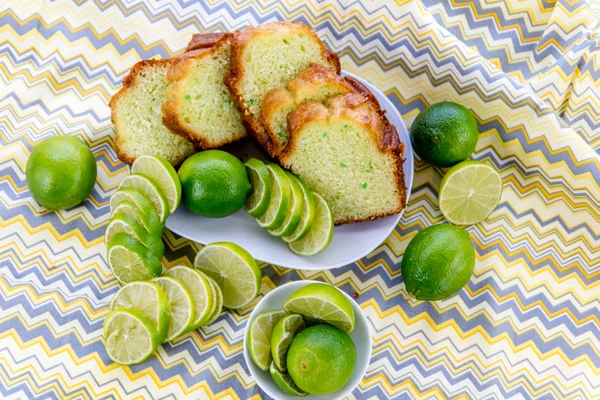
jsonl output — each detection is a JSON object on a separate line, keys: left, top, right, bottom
{"left": 109, "top": 59, "right": 195, "bottom": 166}
{"left": 279, "top": 93, "right": 406, "bottom": 225}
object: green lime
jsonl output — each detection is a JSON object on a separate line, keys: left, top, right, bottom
{"left": 107, "top": 233, "right": 162, "bottom": 284}
{"left": 282, "top": 176, "right": 315, "bottom": 243}
{"left": 204, "top": 277, "right": 223, "bottom": 326}
{"left": 164, "top": 266, "right": 213, "bottom": 330}
{"left": 439, "top": 161, "right": 503, "bottom": 225}
{"left": 248, "top": 310, "right": 287, "bottom": 371}
{"left": 105, "top": 212, "right": 164, "bottom": 259}
{"left": 287, "top": 193, "right": 333, "bottom": 256}
{"left": 271, "top": 314, "right": 306, "bottom": 371}
{"left": 401, "top": 224, "right": 475, "bottom": 300}
{"left": 118, "top": 174, "right": 169, "bottom": 222}
{"left": 131, "top": 155, "right": 182, "bottom": 214}
{"left": 104, "top": 307, "right": 161, "bottom": 365}
{"left": 109, "top": 281, "right": 169, "bottom": 343}
{"left": 255, "top": 163, "right": 291, "bottom": 229}
{"left": 283, "top": 283, "right": 355, "bottom": 333}
{"left": 244, "top": 158, "right": 271, "bottom": 217}
{"left": 267, "top": 171, "right": 303, "bottom": 237}
{"left": 26, "top": 136, "right": 97, "bottom": 210}
{"left": 270, "top": 362, "right": 308, "bottom": 397}
{"left": 152, "top": 276, "right": 196, "bottom": 342}
{"left": 193, "top": 242, "right": 261, "bottom": 309}
{"left": 287, "top": 324, "right": 356, "bottom": 395}
{"left": 110, "top": 199, "right": 164, "bottom": 237}
{"left": 410, "top": 101, "right": 479, "bottom": 167}
{"left": 178, "top": 150, "right": 251, "bottom": 218}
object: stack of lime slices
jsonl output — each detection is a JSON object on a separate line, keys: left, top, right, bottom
{"left": 106, "top": 155, "right": 181, "bottom": 283}
{"left": 244, "top": 158, "right": 334, "bottom": 256}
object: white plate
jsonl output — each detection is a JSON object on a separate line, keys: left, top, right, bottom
{"left": 244, "top": 280, "right": 372, "bottom": 400}
{"left": 166, "top": 71, "right": 414, "bottom": 270}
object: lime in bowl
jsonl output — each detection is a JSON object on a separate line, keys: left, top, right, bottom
{"left": 243, "top": 280, "right": 371, "bottom": 400}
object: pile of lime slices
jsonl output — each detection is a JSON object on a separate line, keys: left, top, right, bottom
{"left": 244, "top": 158, "right": 334, "bottom": 256}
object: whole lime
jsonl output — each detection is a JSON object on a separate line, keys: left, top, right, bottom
{"left": 26, "top": 136, "right": 97, "bottom": 210}
{"left": 287, "top": 324, "right": 356, "bottom": 395}
{"left": 401, "top": 224, "right": 475, "bottom": 301}
{"left": 178, "top": 150, "right": 251, "bottom": 218}
{"left": 410, "top": 101, "right": 479, "bottom": 167}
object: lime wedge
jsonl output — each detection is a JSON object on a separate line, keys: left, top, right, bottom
{"left": 204, "top": 277, "right": 223, "bottom": 326}
{"left": 109, "top": 281, "right": 169, "bottom": 343}
{"left": 193, "top": 242, "right": 261, "bottom": 309}
{"left": 164, "top": 266, "right": 213, "bottom": 329}
{"left": 118, "top": 174, "right": 169, "bottom": 222}
{"left": 267, "top": 171, "right": 303, "bottom": 237}
{"left": 105, "top": 212, "right": 164, "bottom": 259}
{"left": 107, "top": 233, "right": 162, "bottom": 284}
{"left": 244, "top": 158, "right": 271, "bottom": 217}
{"left": 152, "top": 276, "right": 196, "bottom": 341}
{"left": 110, "top": 199, "right": 164, "bottom": 237}
{"left": 248, "top": 310, "right": 287, "bottom": 371}
{"left": 270, "top": 362, "right": 308, "bottom": 397}
{"left": 131, "top": 155, "right": 182, "bottom": 214}
{"left": 287, "top": 193, "right": 333, "bottom": 256}
{"left": 271, "top": 314, "right": 305, "bottom": 371}
{"left": 255, "top": 164, "right": 291, "bottom": 229}
{"left": 281, "top": 176, "right": 315, "bottom": 243}
{"left": 103, "top": 307, "right": 161, "bottom": 365}
{"left": 438, "top": 160, "right": 503, "bottom": 226}
{"left": 283, "top": 283, "right": 355, "bottom": 333}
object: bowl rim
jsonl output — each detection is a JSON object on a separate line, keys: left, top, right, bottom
{"left": 243, "top": 280, "right": 372, "bottom": 400}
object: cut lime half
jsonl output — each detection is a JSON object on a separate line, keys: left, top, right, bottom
{"left": 271, "top": 314, "right": 305, "bottom": 371}
{"left": 247, "top": 310, "right": 287, "bottom": 371}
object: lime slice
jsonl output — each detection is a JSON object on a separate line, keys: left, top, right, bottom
{"left": 111, "top": 199, "right": 164, "bottom": 237}
{"left": 244, "top": 158, "right": 271, "bottom": 217}
{"left": 193, "top": 242, "right": 261, "bottom": 309}
{"left": 438, "top": 160, "right": 503, "bottom": 226}
{"left": 247, "top": 310, "right": 287, "bottom": 371}
{"left": 107, "top": 233, "right": 162, "bottom": 284}
{"left": 103, "top": 307, "right": 161, "bottom": 365}
{"left": 204, "top": 277, "right": 223, "bottom": 326}
{"left": 271, "top": 314, "right": 306, "bottom": 371}
{"left": 131, "top": 155, "right": 182, "bottom": 214}
{"left": 105, "top": 212, "right": 164, "bottom": 259}
{"left": 288, "top": 193, "right": 334, "bottom": 256}
{"left": 164, "top": 266, "right": 213, "bottom": 329}
{"left": 118, "top": 174, "right": 169, "bottom": 222}
{"left": 281, "top": 176, "right": 315, "bottom": 243}
{"left": 283, "top": 283, "right": 355, "bottom": 333}
{"left": 267, "top": 172, "right": 303, "bottom": 237}
{"left": 270, "top": 362, "right": 308, "bottom": 397}
{"left": 152, "top": 276, "right": 196, "bottom": 341}
{"left": 109, "top": 281, "right": 169, "bottom": 343}
{"left": 255, "top": 164, "right": 291, "bottom": 229}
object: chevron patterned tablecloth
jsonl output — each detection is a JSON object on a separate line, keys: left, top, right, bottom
{"left": 1, "top": 1, "right": 600, "bottom": 399}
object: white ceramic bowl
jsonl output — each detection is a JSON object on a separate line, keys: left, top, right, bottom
{"left": 165, "top": 71, "right": 414, "bottom": 270}
{"left": 244, "top": 280, "right": 372, "bottom": 400}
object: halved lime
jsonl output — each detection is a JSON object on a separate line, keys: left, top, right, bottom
{"left": 283, "top": 283, "right": 355, "bottom": 333}
{"left": 152, "top": 276, "right": 196, "bottom": 341}
{"left": 288, "top": 193, "right": 334, "bottom": 256}
{"left": 164, "top": 266, "right": 213, "bottom": 329}
{"left": 244, "top": 158, "right": 271, "bottom": 217}
{"left": 281, "top": 176, "right": 315, "bottom": 243}
{"left": 247, "top": 310, "right": 287, "bottom": 371}
{"left": 103, "top": 307, "right": 161, "bottom": 365}
{"left": 118, "top": 174, "right": 169, "bottom": 222}
{"left": 193, "top": 242, "right": 261, "bottom": 309}
{"left": 438, "top": 160, "right": 503, "bottom": 226}
{"left": 270, "top": 362, "right": 308, "bottom": 397}
{"left": 110, "top": 199, "right": 164, "bottom": 237}
{"left": 204, "top": 277, "right": 223, "bottom": 326}
{"left": 255, "top": 164, "right": 291, "bottom": 230}
{"left": 131, "top": 155, "right": 182, "bottom": 214}
{"left": 107, "top": 233, "right": 162, "bottom": 284}
{"left": 109, "top": 281, "right": 169, "bottom": 343}
{"left": 267, "top": 172, "right": 303, "bottom": 237}
{"left": 271, "top": 314, "right": 305, "bottom": 371}
{"left": 105, "top": 212, "right": 164, "bottom": 259}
